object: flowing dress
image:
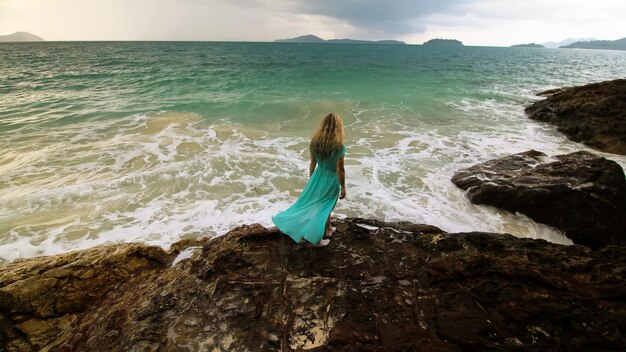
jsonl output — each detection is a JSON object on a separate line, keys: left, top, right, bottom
{"left": 272, "top": 145, "right": 346, "bottom": 244}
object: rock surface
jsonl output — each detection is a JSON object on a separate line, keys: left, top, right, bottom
{"left": 0, "top": 243, "right": 170, "bottom": 351}
{"left": 2, "top": 218, "right": 626, "bottom": 351}
{"left": 525, "top": 79, "right": 626, "bottom": 154}
{"left": 452, "top": 150, "right": 626, "bottom": 249}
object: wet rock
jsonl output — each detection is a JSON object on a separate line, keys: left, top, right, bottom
{"left": 1, "top": 218, "right": 625, "bottom": 351}
{"left": 452, "top": 150, "right": 626, "bottom": 248}
{"left": 525, "top": 79, "right": 626, "bottom": 154}
{"left": 0, "top": 244, "right": 169, "bottom": 351}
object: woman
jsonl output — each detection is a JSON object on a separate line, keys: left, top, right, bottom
{"left": 272, "top": 113, "right": 346, "bottom": 246}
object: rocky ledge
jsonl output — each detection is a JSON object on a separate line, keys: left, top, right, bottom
{"left": 525, "top": 79, "right": 626, "bottom": 155}
{"left": 1, "top": 218, "right": 625, "bottom": 351}
{"left": 452, "top": 150, "right": 626, "bottom": 249}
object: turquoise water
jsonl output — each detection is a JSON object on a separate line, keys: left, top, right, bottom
{"left": 1, "top": 42, "right": 626, "bottom": 263}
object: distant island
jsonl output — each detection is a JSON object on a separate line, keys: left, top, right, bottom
{"left": 560, "top": 37, "right": 626, "bottom": 51}
{"left": 0, "top": 31, "right": 44, "bottom": 42}
{"left": 423, "top": 39, "right": 464, "bottom": 47}
{"left": 275, "top": 34, "right": 405, "bottom": 45}
{"left": 511, "top": 43, "right": 544, "bottom": 48}
{"left": 541, "top": 38, "right": 596, "bottom": 49}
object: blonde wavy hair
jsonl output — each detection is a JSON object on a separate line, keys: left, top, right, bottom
{"left": 310, "top": 113, "right": 344, "bottom": 158}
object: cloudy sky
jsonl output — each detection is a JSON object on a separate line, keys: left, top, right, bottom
{"left": 1, "top": 0, "right": 624, "bottom": 46}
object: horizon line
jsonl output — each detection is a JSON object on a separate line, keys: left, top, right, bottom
{"left": 0, "top": 39, "right": 568, "bottom": 48}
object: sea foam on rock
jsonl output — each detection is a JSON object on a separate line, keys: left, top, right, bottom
{"left": 452, "top": 150, "right": 626, "bottom": 249}
{"left": 1, "top": 218, "right": 625, "bottom": 351}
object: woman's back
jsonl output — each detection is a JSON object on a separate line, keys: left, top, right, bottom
{"left": 313, "top": 145, "right": 346, "bottom": 172}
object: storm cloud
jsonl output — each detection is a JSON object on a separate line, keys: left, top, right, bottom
{"left": 286, "top": 0, "right": 470, "bottom": 34}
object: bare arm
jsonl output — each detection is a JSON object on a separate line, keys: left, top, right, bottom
{"left": 337, "top": 156, "right": 346, "bottom": 199}
{"left": 309, "top": 151, "right": 317, "bottom": 177}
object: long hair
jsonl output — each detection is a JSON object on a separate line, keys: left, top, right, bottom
{"left": 310, "top": 113, "right": 344, "bottom": 159}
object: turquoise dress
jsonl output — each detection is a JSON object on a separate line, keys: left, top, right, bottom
{"left": 272, "top": 145, "right": 346, "bottom": 244}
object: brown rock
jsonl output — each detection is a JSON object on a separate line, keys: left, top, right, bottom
{"left": 1, "top": 218, "right": 626, "bottom": 351}
{"left": 452, "top": 150, "right": 626, "bottom": 249}
{"left": 0, "top": 244, "right": 169, "bottom": 351}
{"left": 525, "top": 79, "right": 626, "bottom": 154}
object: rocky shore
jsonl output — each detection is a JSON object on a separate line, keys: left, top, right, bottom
{"left": 525, "top": 79, "right": 626, "bottom": 155}
{"left": 2, "top": 79, "right": 626, "bottom": 351}
{"left": 1, "top": 218, "right": 625, "bottom": 352}
{"left": 452, "top": 150, "right": 626, "bottom": 249}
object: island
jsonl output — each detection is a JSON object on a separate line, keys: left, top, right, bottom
{"left": 510, "top": 43, "right": 544, "bottom": 48}
{"left": 423, "top": 38, "right": 464, "bottom": 47}
{"left": 275, "top": 34, "right": 406, "bottom": 45}
{"left": 541, "top": 38, "right": 595, "bottom": 48}
{"left": 560, "top": 37, "right": 626, "bottom": 51}
{"left": 275, "top": 34, "right": 325, "bottom": 43}
{"left": 0, "top": 31, "right": 44, "bottom": 42}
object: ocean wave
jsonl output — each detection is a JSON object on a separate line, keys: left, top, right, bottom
{"left": 1, "top": 106, "right": 597, "bottom": 264}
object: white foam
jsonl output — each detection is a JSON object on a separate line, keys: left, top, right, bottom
{"left": 172, "top": 246, "right": 202, "bottom": 266}
{"left": 357, "top": 224, "right": 380, "bottom": 231}
{"left": 2, "top": 106, "right": 624, "bottom": 264}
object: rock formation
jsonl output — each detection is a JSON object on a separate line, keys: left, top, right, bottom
{"left": 525, "top": 79, "right": 626, "bottom": 154}
{"left": 452, "top": 150, "right": 626, "bottom": 249}
{"left": 2, "top": 218, "right": 625, "bottom": 351}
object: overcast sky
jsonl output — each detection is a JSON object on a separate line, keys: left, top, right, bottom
{"left": 1, "top": 0, "right": 624, "bottom": 46}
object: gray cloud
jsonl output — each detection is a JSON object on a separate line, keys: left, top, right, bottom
{"left": 285, "top": 0, "right": 471, "bottom": 34}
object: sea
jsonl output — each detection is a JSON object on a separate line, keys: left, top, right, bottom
{"left": 1, "top": 41, "right": 626, "bottom": 264}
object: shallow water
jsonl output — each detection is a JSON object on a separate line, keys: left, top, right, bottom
{"left": 1, "top": 42, "right": 626, "bottom": 263}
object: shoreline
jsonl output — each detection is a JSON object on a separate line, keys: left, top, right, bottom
{"left": 2, "top": 76, "right": 626, "bottom": 350}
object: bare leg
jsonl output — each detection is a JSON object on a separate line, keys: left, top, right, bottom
{"left": 325, "top": 196, "right": 339, "bottom": 238}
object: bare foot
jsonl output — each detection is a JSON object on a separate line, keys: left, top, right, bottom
{"left": 313, "top": 239, "right": 330, "bottom": 247}
{"left": 326, "top": 227, "right": 337, "bottom": 238}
